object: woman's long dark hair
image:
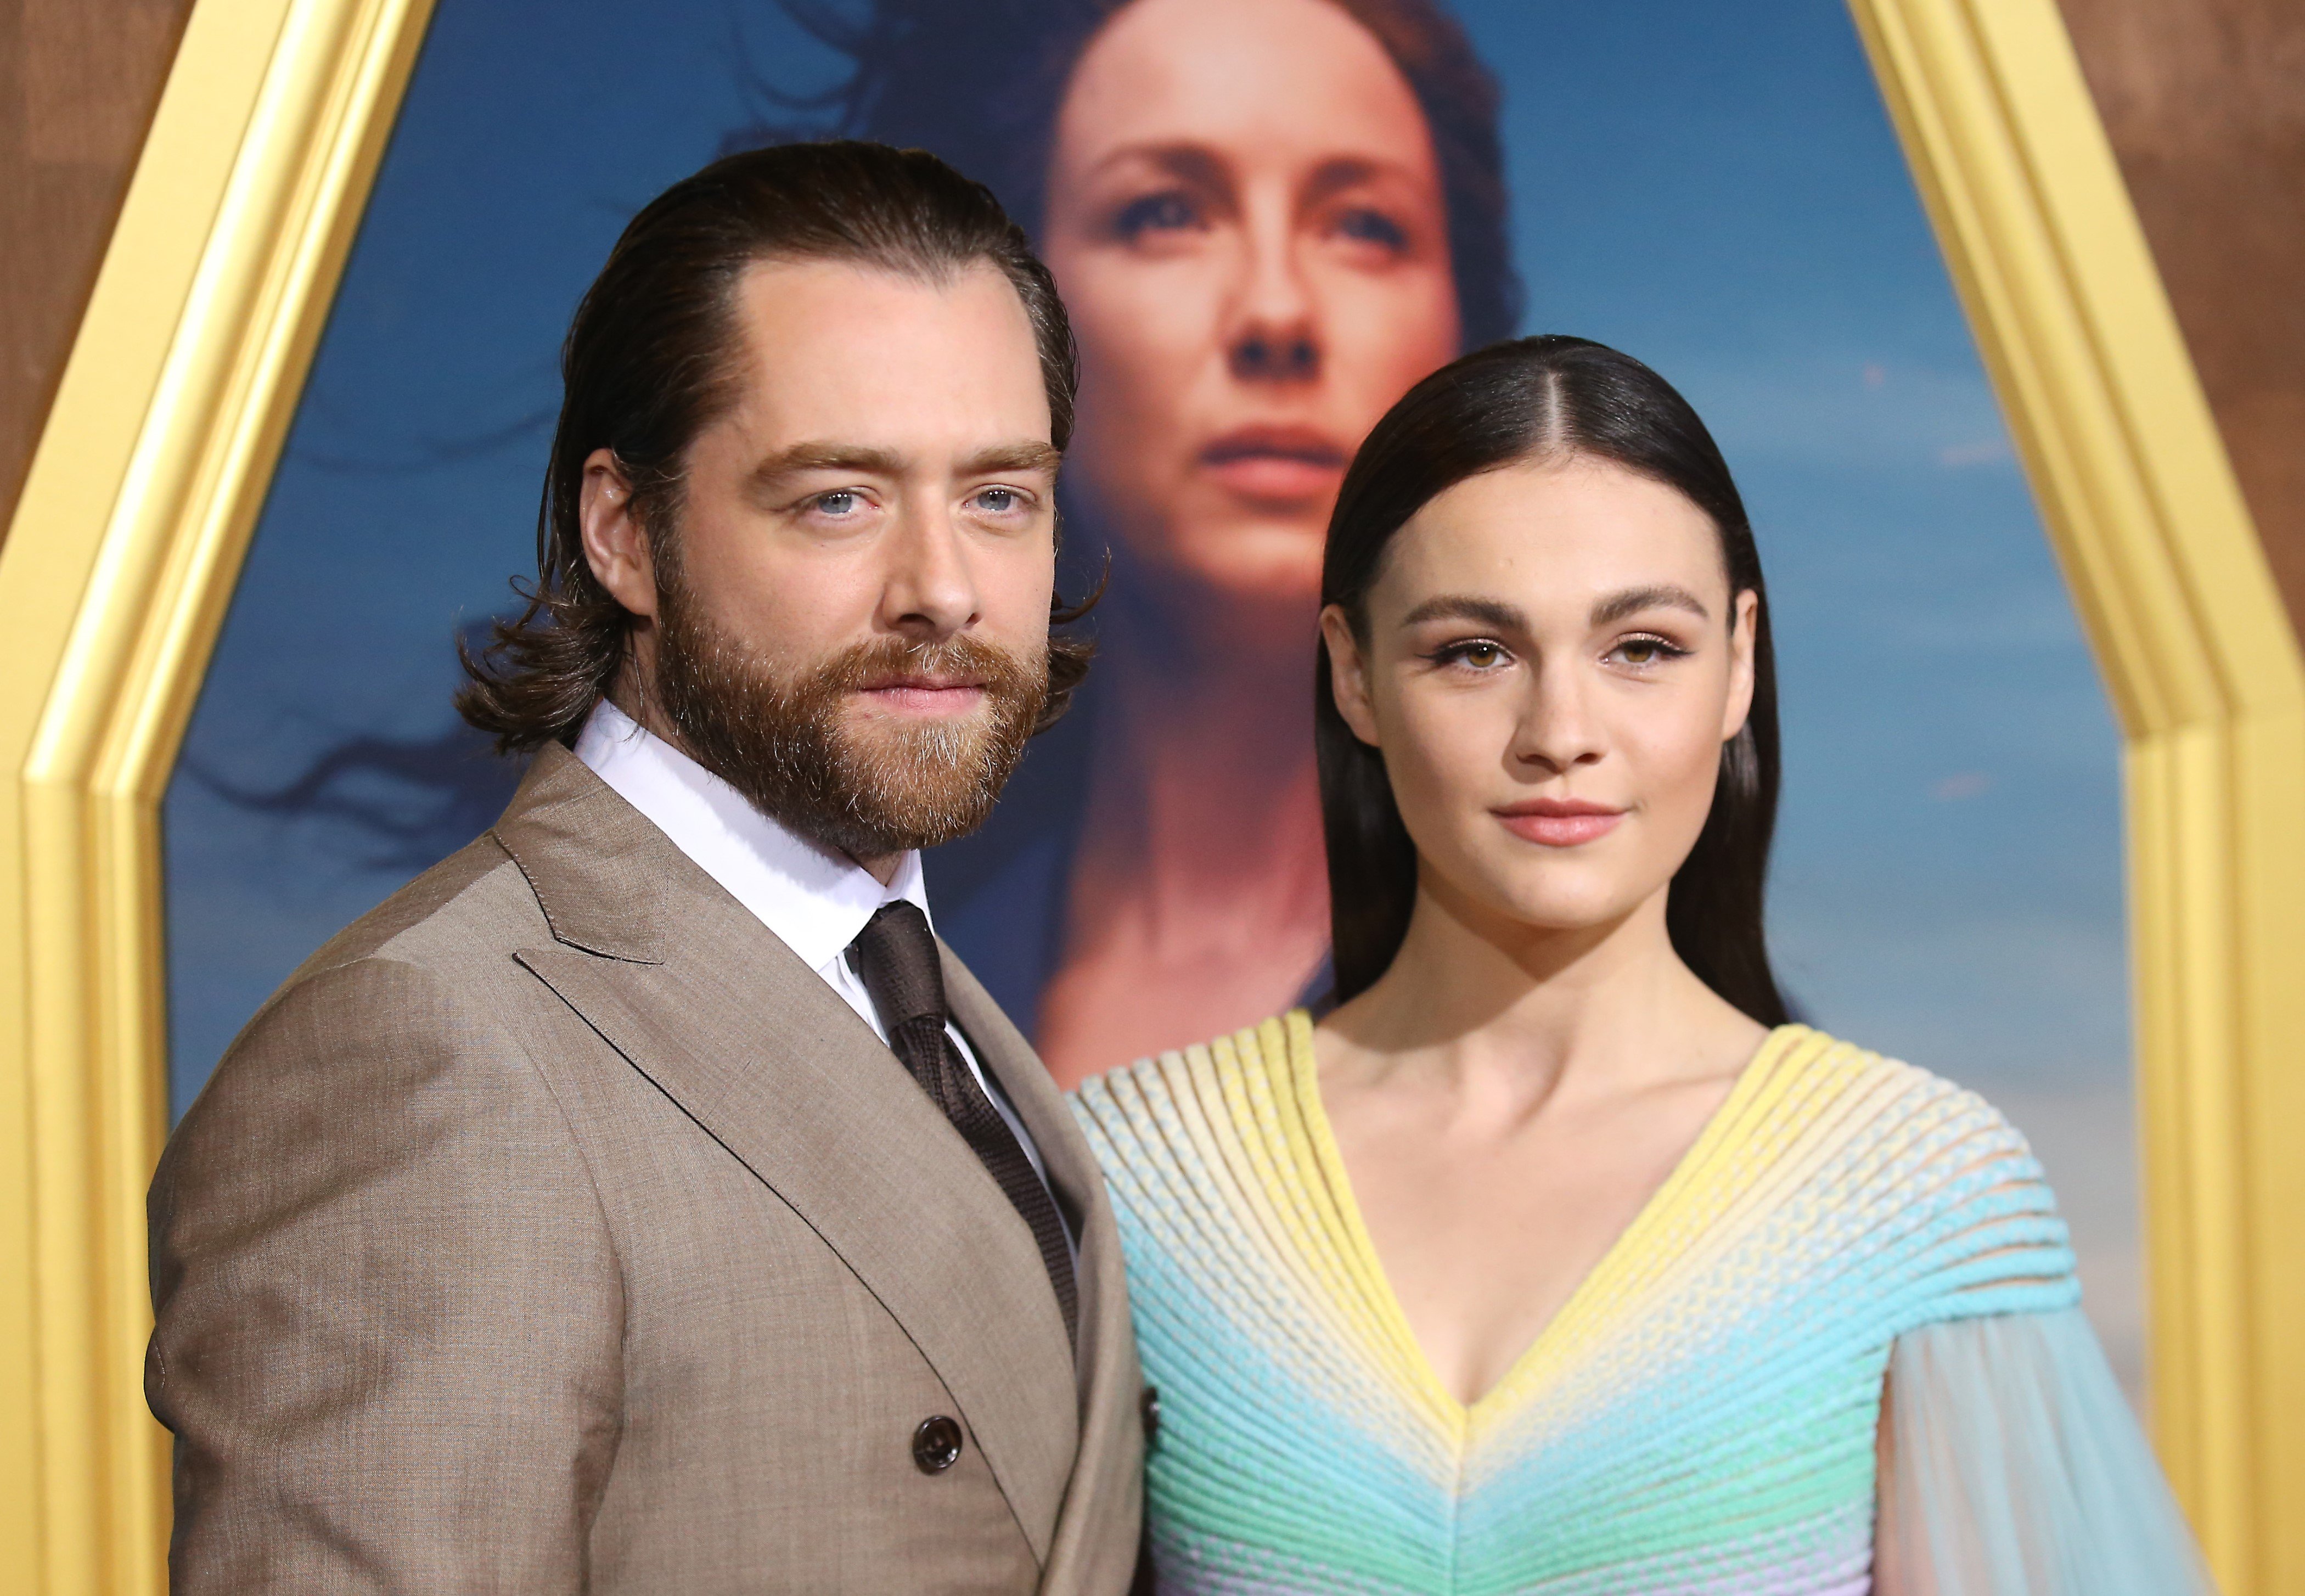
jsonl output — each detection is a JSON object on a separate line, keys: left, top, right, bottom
{"left": 1317, "top": 335, "right": 1789, "bottom": 1024}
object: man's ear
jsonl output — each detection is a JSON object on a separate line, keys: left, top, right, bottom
{"left": 579, "top": 448, "right": 658, "bottom": 619}
{"left": 1320, "top": 605, "right": 1382, "bottom": 748}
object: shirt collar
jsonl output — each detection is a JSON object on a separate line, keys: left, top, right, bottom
{"left": 571, "top": 700, "right": 930, "bottom": 973}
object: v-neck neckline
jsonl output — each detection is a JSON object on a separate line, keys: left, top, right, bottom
{"left": 1286, "top": 1011, "right": 1800, "bottom": 1429}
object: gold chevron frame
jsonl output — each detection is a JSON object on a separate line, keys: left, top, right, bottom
{"left": 1842, "top": 3, "right": 2305, "bottom": 1591}
{"left": 0, "top": 0, "right": 2293, "bottom": 1590}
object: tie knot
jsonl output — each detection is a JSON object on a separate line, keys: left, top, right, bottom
{"left": 849, "top": 900, "right": 947, "bottom": 1036}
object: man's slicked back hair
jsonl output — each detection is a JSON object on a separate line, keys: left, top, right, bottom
{"left": 458, "top": 139, "right": 1085, "bottom": 753}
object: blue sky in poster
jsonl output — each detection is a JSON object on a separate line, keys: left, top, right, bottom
{"left": 165, "top": 0, "right": 2127, "bottom": 1161}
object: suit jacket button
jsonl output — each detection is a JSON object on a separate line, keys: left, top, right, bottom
{"left": 913, "top": 1415, "right": 964, "bottom": 1474}
{"left": 1141, "top": 1385, "right": 1161, "bottom": 1444}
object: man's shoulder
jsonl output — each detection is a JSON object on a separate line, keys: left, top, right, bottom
{"left": 205, "top": 833, "right": 552, "bottom": 1082}
{"left": 160, "top": 833, "right": 583, "bottom": 1199}
{"left": 287, "top": 830, "right": 544, "bottom": 989}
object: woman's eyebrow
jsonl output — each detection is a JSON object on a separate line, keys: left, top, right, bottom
{"left": 1591, "top": 584, "right": 1710, "bottom": 626}
{"left": 1399, "top": 594, "right": 1527, "bottom": 631}
{"left": 1302, "top": 156, "right": 1423, "bottom": 206}
{"left": 1080, "top": 142, "right": 1229, "bottom": 193}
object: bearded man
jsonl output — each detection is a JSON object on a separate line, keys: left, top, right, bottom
{"left": 148, "top": 142, "right": 1143, "bottom": 1593}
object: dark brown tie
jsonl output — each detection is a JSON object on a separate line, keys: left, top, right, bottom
{"left": 848, "top": 901, "right": 1078, "bottom": 1353}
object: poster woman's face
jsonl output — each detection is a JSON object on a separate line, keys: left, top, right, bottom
{"left": 1042, "top": 0, "right": 1463, "bottom": 611}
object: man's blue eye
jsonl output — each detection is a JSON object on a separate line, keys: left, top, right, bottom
{"left": 816, "top": 491, "right": 858, "bottom": 515}
{"left": 978, "top": 488, "right": 1017, "bottom": 513}
{"left": 1116, "top": 192, "right": 1198, "bottom": 239}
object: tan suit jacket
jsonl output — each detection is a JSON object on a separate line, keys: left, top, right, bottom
{"left": 148, "top": 744, "right": 1143, "bottom": 1592}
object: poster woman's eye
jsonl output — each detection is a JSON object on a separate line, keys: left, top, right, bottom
{"left": 1114, "top": 190, "right": 1202, "bottom": 240}
{"left": 1334, "top": 206, "right": 1409, "bottom": 252}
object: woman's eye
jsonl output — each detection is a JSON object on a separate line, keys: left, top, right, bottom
{"left": 1334, "top": 207, "right": 1409, "bottom": 251}
{"left": 1438, "top": 639, "right": 1510, "bottom": 670}
{"left": 1114, "top": 191, "right": 1201, "bottom": 240}
{"left": 1609, "top": 636, "right": 1686, "bottom": 668}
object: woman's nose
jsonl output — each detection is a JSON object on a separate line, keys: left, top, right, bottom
{"left": 1226, "top": 194, "right": 1322, "bottom": 384}
{"left": 1230, "top": 327, "right": 1320, "bottom": 383}
{"left": 1515, "top": 675, "right": 1606, "bottom": 773}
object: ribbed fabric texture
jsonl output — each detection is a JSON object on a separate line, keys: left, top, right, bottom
{"left": 1072, "top": 1016, "right": 2084, "bottom": 1595}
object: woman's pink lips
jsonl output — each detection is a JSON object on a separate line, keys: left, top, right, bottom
{"left": 1494, "top": 801, "right": 1625, "bottom": 848}
{"left": 1200, "top": 428, "right": 1348, "bottom": 503}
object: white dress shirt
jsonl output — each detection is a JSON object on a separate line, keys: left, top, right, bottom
{"left": 573, "top": 701, "right": 1060, "bottom": 1205}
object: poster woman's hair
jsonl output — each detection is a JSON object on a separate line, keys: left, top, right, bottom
{"left": 1316, "top": 335, "right": 1791, "bottom": 1025}
{"left": 741, "top": 0, "right": 1523, "bottom": 348}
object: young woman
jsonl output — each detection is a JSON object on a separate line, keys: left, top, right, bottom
{"left": 1073, "top": 337, "right": 2211, "bottom": 1593}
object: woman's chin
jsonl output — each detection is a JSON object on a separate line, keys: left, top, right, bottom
{"left": 1147, "top": 518, "right": 1328, "bottom": 608}
{"left": 1436, "top": 861, "right": 1658, "bottom": 946}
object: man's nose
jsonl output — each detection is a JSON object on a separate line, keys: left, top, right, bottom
{"left": 879, "top": 502, "right": 980, "bottom": 638}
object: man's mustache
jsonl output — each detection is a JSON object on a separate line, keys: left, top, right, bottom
{"left": 807, "top": 633, "right": 1046, "bottom": 704}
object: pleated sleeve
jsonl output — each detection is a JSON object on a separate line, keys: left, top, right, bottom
{"left": 1875, "top": 1307, "right": 2216, "bottom": 1594}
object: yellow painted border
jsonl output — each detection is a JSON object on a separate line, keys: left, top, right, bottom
{"left": 1843, "top": 2, "right": 2305, "bottom": 1589}
{"left": 0, "top": 0, "right": 2294, "bottom": 1589}
{"left": 0, "top": 0, "right": 435, "bottom": 1588}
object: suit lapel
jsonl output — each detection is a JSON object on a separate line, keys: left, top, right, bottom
{"left": 943, "top": 953, "right": 1117, "bottom": 1398}
{"left": 493, "top": 748, "right": 1079, "bottom": 1563}
{"left": 945, "top": 952, "right": 1147, "bottom": 1587}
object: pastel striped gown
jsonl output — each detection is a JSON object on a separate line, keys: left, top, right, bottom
{"left": 1072, "top": 1016, "right": 2212, "bottom": 1595}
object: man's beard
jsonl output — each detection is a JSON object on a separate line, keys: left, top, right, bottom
{"left": 649, "top": 580, "right": 1048, "bottom": 861}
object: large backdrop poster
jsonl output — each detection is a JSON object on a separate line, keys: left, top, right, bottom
{"left": 164, "top": 0, "right": 2138, "bottom": 1388}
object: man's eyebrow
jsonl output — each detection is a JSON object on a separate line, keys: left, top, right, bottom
{"left": 747, "top": 441, "right": 1060, "bottom": 488}
{"left": 748, "top": 443, "right": 906, "bottom": 485}
{"left": 1398, "top": 595, "right": 1528, "bottom": 631}
{"left": 1590, "top": 584, "right": 1711, "bottom": 626}
{"left": 960, "top": 441, "right": 1062, "bottom": 477}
